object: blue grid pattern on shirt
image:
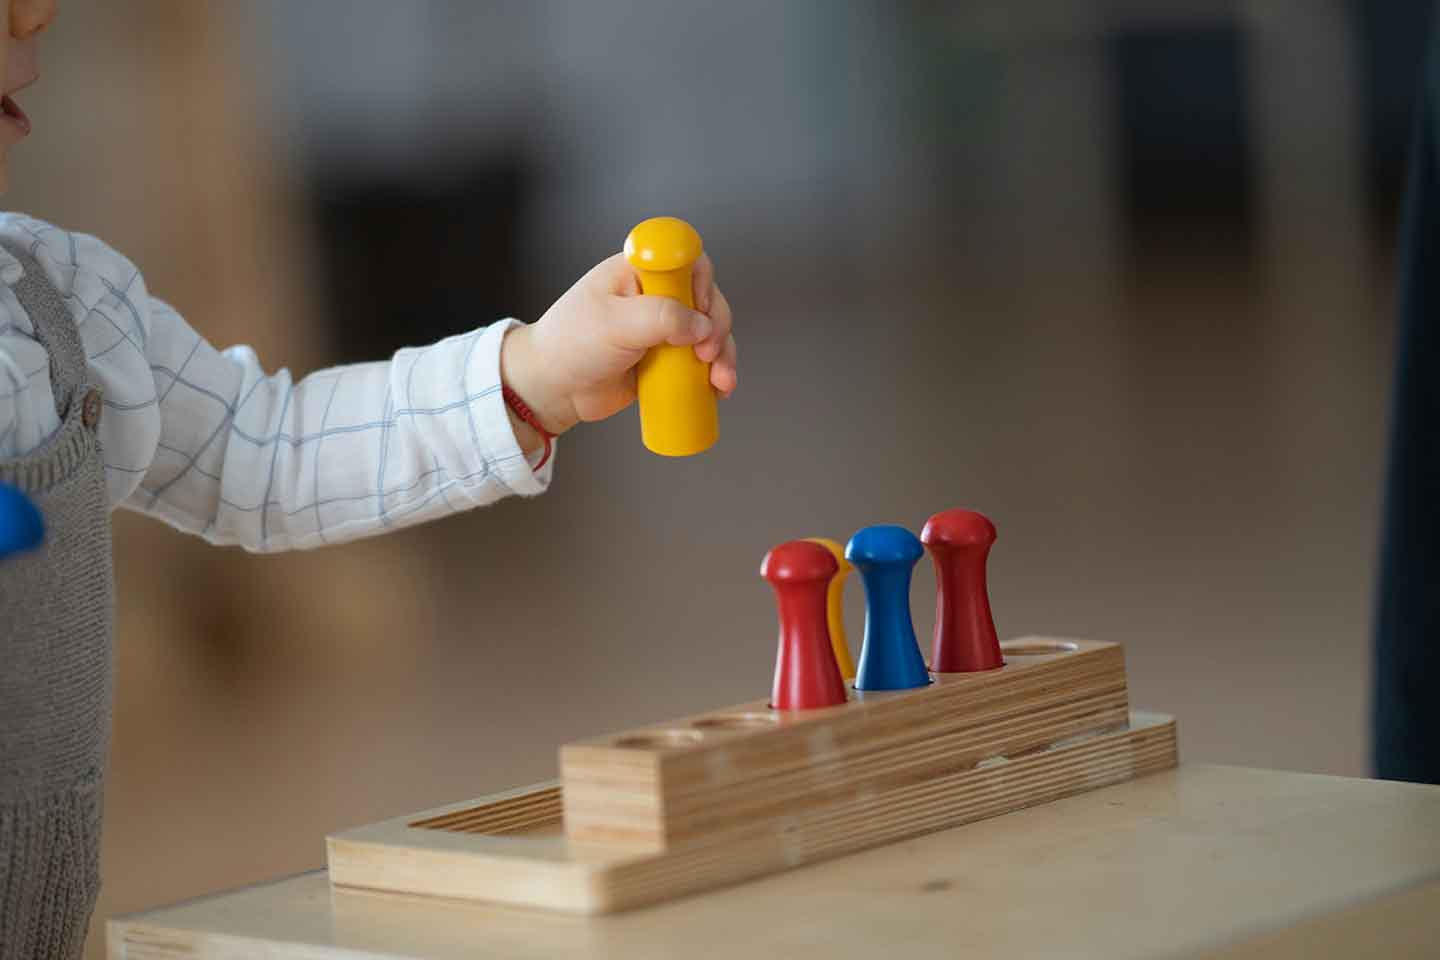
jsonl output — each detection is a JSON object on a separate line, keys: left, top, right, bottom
{"left": 0, "top": 214, "right": 536, "bottom": 551}
{"left": 140, "top": 329, "right": 520, "bottom": 548}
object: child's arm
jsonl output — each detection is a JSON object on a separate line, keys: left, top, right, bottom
{"left": 0, "top": 217, "right": 733, "bottom": 552}
{"left": 131, "top": 253, "right": 733, "bottom": 552}
{"left": 131, "top": 303, "right": 553, "bottom": 550}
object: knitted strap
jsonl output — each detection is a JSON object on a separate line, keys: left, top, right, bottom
{"left": 0, "top": 238, "right": 89, "bottom": 417}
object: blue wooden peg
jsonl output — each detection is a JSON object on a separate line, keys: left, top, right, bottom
{"left": 846, "top": 524, "right": 930, "bottom": 691}
{"left": 0, "top": 482, "right": 43, "bottom": 558}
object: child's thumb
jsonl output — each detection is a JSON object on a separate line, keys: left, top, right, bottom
{"left": 593, "top": 252, "right": 643, "bottom": 296}
{"left": 610, "top": 294, "right": 713, "bottom": 350}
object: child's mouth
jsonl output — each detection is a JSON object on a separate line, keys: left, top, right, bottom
{"left": 1, "top": 95, "right": 31, "bottom": 136}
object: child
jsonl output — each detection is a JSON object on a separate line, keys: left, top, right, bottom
{"left": 0, "top": 2, "right": 738, "bottom": 956}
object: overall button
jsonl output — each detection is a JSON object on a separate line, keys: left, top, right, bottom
{"left": 81, "top": 389, "right": 102, "bottom": 430}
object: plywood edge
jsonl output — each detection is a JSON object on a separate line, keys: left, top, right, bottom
{"left": 325, "top": 712, "right": 1177, "bottom": 914}
{"left": 560, "top": 640, "right": 1130, "bottom": 847}
{"left": 329, "top": 781, "right": 556, "bottom": 841}
{"left": 595, "top": 711, "right": 1179, "bottom": 912}
{"left": 108, "top": 921, "right": 378, "bottom": 960}
{"left": 328, "top": 780, "right": 608, "bottom": 913}
{"left": 562, "top": 638, "right": 1120, "bottom": 753}
{"left": 327, "top": 833, "right": 606, "bottom": 914}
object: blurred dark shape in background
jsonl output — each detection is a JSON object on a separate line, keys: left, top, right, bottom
{"left": 4, "top": 2, "right": 1435, "bottom": 955}
{"left": 1373, "top": 0, "right": 1440, "bottom": 785}
{"left": 311, "top": 154, "right": 539, "bottom": 364}
{"left": 1354, "top": 0, "right": 1436, "bottom": 236}
{"left": 1111, "top": 22, "right": 1257, "bottom": 275}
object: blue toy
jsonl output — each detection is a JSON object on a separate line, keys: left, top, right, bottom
{"left": 0, "top": 482, "right": 43, "bottom": 558}
{"left": 846, "top": 524, "right": 930, "bottom": 691}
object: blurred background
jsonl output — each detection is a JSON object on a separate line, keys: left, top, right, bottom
{"left": 3, "top": 0, "right": 1434, "bottom": 952}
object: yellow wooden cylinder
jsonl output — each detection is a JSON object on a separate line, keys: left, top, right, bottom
{"left": 805, "top": 537, "right": 856, "bottom": 680}
{"left": 624, "top": 217, "right": 719, "bottom": 457}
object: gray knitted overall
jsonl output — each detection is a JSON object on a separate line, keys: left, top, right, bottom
{"left": 0, "top": 238, "right": 114, "bottom": 958}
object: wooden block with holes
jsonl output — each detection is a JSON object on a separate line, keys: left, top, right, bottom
{"left": 326, "top": 637, "right": 1178, "bottom": 914}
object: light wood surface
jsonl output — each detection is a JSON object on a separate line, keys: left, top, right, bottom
{"left": 1205, "top": 880, "right": 1440, "bottom": 959}
{"left": 111, "top": 764, "right": 1440, "bottom": 959}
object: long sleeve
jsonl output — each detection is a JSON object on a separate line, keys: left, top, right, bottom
{"left": 0, "top": 212, "right": 552, "bottom": 554}
{"left": 131, "top": 306, "right": 553, "bottom": 551}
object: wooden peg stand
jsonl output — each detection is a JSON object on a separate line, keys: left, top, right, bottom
{"left": 327, "top": 637, "right": 1177, "bottom": 914}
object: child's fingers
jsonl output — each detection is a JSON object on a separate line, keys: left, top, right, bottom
{"left": 610, "top": 294, "right": 712, "bottom": 351}
{"left": 711, "top": 334, "right": 738, "bottom": 397}
{"left": 596, "top": 252, "right": 642, "bottom": 296}
{"left": 694, "top": 284, "right": 733, "bottom": 363}
{"left": 692, "top": 253, "right": 716, "bottom": 313}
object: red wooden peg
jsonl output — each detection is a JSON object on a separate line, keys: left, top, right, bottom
{"left": 920, "top": 509, "right": 1003, "bottom": 673}
{"left": 761, "top": 541, "right": 848, "bottom": 710}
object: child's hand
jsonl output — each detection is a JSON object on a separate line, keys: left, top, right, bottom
{"left": 500, "top": 252, "right": 736, "bottom": 446}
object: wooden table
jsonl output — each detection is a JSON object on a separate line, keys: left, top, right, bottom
{"left": 109, "top": 765, "right": 1440, "bottom": 959}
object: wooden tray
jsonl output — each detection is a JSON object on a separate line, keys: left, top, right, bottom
{"left": 328, "top": 638, "right": 1178, "bottom": 913}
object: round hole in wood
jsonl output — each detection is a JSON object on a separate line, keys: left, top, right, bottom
{"left": 692, "top": 713, "right": 780, "bottom": 730}
{"left": 1000, "top": 640, "right": 1079, "bottom": 656}
{"left": 612, "top": 729, "right": 705, "bottom": 749}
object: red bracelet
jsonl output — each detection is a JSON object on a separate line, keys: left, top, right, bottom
{"left": 502, "top": 384, "right": 555, "bottom": 471}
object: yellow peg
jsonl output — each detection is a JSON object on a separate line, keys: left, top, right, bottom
{"left": 805, "top": 537, "right": 856, "bottom": 680}
{"left": 624, "top": 217, "right": 719, "bottom": 456}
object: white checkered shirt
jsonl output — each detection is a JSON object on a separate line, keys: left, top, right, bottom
{"left": 0, "top": 212, "right": 552, "bottom": 552}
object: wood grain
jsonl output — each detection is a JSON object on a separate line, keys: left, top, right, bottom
{"left": 330, "top": 715, "right": 1177, "bottom": 913}
{"left": 562, "top": 637, "right": 1129, "bottom": 847}
{"left": 326, "top": 638, "right": 1174, "bottom": 913}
